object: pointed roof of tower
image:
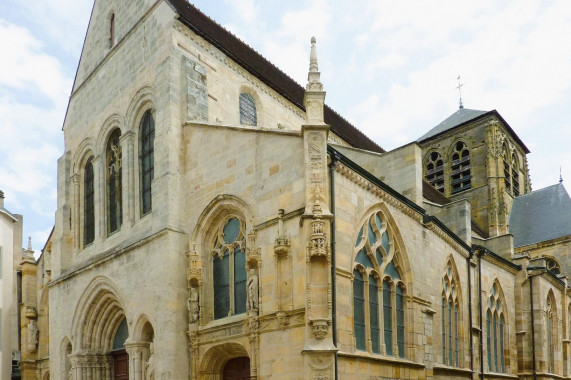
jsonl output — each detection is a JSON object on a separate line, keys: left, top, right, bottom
{"left": 167, "top": 0, "right": 383, "bottom": 153}
{"left": 417, "top": 108, "right": 530, "bottom": 153}
{"left": 509, "top": 183, "right": 571, "bottom": 247}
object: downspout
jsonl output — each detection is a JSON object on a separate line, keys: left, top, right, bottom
{"left": 467, "top": 251, "right": 474, "bottom": 378}
{"left": 478, "top": 250, "right": 484, "bottom": 380}
{"left": 329, "top": 152, "right": 338, "bottom": 380}
{"left": 530, "top": 276, "right": 537, "bottom": 380}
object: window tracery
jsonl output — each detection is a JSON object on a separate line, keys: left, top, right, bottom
{"left": 212, "top": 217, "right": 247, "bottom": 319}
{"left": 441, "top": 261, "right": 460, "bottom": 366}
{"left": 487, "top": 282, "right": 506, "bottom": 373}
{"left": 352, "top": 211, "right": 405, "bottom": 357}
{"left": 106, "top": 129, "right": 122, "bottom": 234}
{"left": 425, "top": 151, "right": 444, "bottom": 193}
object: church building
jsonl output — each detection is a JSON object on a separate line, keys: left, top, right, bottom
{"left": 16, "top": 1, "right": 571, "bottom": 379}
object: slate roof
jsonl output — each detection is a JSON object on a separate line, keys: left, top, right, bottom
{"left": 417, "top": 108, "right": 530, "bottom": 153}
{"left": 509, "top": 183, "right": 571, "bottom": 248}
{"left": 168, "top": 0, "right": 384, "bottom": 153}
{"left": 417, "top": 108, "right": 488, "bottom": 142}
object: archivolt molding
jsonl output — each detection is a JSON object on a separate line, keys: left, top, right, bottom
{"left": 71, "top": 276, "right": 128, "bottom": 351}
{"left": 125, "top": 85, "right": 156, "bottom": 134}
{"left": 199, "top": 341, "right": 249, "bottom": 375}
{"left": 96, "top": 113, "right": 124, "bottom": 155}
{"left": 173, "top": 21, "right": 305, "bottom": 120}
{"left": 72, "top": 138, "right": 96, "bottom": 175}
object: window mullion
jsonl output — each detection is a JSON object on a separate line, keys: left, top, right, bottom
{"left": 229, "top": 249, "right": 235, "bottom": 316}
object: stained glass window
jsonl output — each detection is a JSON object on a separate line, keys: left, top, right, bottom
{"left": 383, "top": 280, "right": 392, "bottom": 356}
{"left": 441, "top": 262, "right": 461, "bottom": 366}
{"left": 353, "top": 270, "right": 365, "bottom": 351}
{"left": 213, "top": 217, "right": 246, "bottom": 320}
{"left": 106, "top": 129, "right": 122, "bottom": 234}
{"left": 84, "top": 157, "right": 95, "bottom": 246}
{"left": 140, "top": 110, "right": 154, "bottom": 215}
{"left": 239, "top": 93, "right": 257, "bottom": 126}
{"left": 369, "top": 275, "right": 380, "bottom": 354}
{"left": 487, "top": 282, "right": 506, "bottom": 373}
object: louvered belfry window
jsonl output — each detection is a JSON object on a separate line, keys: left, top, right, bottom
{"left": 425, "top": 151, "right": 444, "bottom": 193}
{"left": 213, "top": 217, "right": 247, "bottom": 319}
{"left": 140, "top": 110, "right": 155, "bottom": 215}
{"left": 239, "top": 93, "right": 257, "bottom": 126}
{"left": 352, "top": 211, "right": 405, "bottom": 357}
{"left": 84, "top": 157, "right": 95, "bottom": 246}
{"left": 451, "top": 141, "right": 471, "bottom": 194}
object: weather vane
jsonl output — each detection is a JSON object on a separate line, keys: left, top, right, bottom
{"left": 457, "top": 75, "right": 464, "bottom": 109}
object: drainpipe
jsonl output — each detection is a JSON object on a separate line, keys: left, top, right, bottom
{"left": 478, "top": 250, "right": 484, "bottom": 380}
{"left": 329, "top": 152, "right": 339, "bottom": 380}
{"left": 530, "top": 276, "right": 537, "bottom": 380}
{"left": 467, "top": 251, "right": 474, "bottom": 378}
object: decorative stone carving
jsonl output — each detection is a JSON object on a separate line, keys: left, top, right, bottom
{"left": 308, "top": 204, "right": 327, "bottom": 259}
{"left": 188, "top": 286, "right": 200, "bottom": 324}
{"left": 274, "top": 209, "right": 290, "bottom": 256}
{"left": 246, "top": 229, "right": 261, "bottom": 267}
{"left": 24, "top": 305, "right": 37, "bottom": 319}
{"left": 277, "top": 311, "right": 290, "bottom": 329}
{"left": 145, "top": 343, "right": 155, "bottom": 380}
{"left": 248, "top": 268, "right": 259, "bottom": 311}
{"left": 310, "top": 319, "right": 329, "bottom": 340}
{"left": 27, "top": 319, "right": 39, "bottom": 352}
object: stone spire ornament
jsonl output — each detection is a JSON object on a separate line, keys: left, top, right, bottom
{"left": 304, "top": 37, "right": 326, "bottom": 125}
{"left": 23, "top": 236, "right": 35, "bottom": 261}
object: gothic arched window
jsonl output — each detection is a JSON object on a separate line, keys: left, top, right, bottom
{"left": 84, "top": 157, "right": 95, "bottom": 246}
{"left": 106, "top": 129, "right": 122, "bottom": 234}
{"left": 545, "top": 258, "right": 561, "bottom": 275}
{"left": 547, "top": 293, "right": 556, "bottom": 373}
{"left": 352, "top": 211, "right": 405, "bottom": 357}
{"left": 441, "top": 261, "right": 461, "bottom": 366}
{"left": 213, "top": 217, "right": 247, "bottom": 319}
{"left": 511, "top": 153, "right": 520, "bottom": 196}
{"left": 239, "top": 93, "right": 257, "bottom": 126}
{"left": 139, "top": 110, "right": 155, "bottom": 216}
{"left": 425, "top": 151, "right": 444, "bottom": 193}
{"left": 451, "top": 141, "right": 471, "bottom": 194}
{"left": 502, "top": 144, "right": 511, "bottom": 195}
{"left": 487, "top": 282, "right": 506, "bottom": 373}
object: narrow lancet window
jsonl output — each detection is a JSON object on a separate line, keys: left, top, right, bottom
{"left": 84, "top": 157, "right": 95, "bottom": 246}
{"left": 140, "top": 110, "right": 155, "bottom": 215}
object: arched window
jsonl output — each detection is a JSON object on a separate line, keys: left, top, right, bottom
{"left": 503, "top": 144, "right": 511, "bottom": 195}
{"left": 441, "top": 261, "right": 461, "bottom": 366}
{"left": 487, "top": 282, "right": 506, "bottom": 373}
{"left": 547, "top": 293, "right": 556, "bottom": 373}
{"left": 106, "top": 129, "right": 122, "bottom": 234}
{"left": 109, "top": 13, "right": 115, "bottom": 48}
{"left": 84, "top": 157, "right": 95, "bottom": 246}
{"left": 511, "top": 153, "right": 520, "bottom": 196}
{"left": 545, "top": 257, "right": 561, "bottom": 275}
{"left": 213, "top": 217, "right": 247, "bottom": 319}
{"left": 451, "top": 141, "right": 471, "bottom": 194}
{"left": 352, "top": 211, "right": 405, "bottom": 357}
{"left": 239, "top": 93, "right": 257, "bottom": 126}
{"left": 139, "top": 110, "right": 155, "bottom": 215}
{"left": 425, "top": 151, "right": 444, "bottom": 193}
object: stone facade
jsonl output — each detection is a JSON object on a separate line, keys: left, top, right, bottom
{"left": 16, "top": 1, "right": 571, "bottom": 380}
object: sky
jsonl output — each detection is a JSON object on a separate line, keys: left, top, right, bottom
{"left": 1, "top": 0, "right": 570, "bottom": 253}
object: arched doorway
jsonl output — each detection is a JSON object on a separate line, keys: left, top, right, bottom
{"left": 112, "top": 318, "right": 129, "bottom": 380}
{"left": 223, "top": 357, "right": 250, "bottom": 380}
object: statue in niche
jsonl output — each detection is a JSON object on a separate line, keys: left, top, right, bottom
{"left": 27, "top": 319, "right": 38, "bottom": 351}
{"left": 188, "top": 286, "right": 200, "bottom": 324}
{"left": 247, "top": 268, "right": 259, "bottom": 310}
{"left": 145, "top": 342, "right": 155, "bottom": 380}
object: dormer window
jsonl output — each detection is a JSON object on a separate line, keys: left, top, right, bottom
{"left": 239, "top": 93, "right": 257, "bottom": 126}
{"left": 451, "top": 141, "right": 471, "bottom": 194}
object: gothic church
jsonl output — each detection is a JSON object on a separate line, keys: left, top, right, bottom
{"left": 15, "top": 1, "right": 571, "bottom": 379}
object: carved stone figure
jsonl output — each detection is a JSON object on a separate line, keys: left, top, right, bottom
{"left": 247, "top": 269, "right": 259, "bottom": 310}
{"left": 145, "top": 343, "right": 155, "bottom": 380}
{"left": 27, "top": 319, "right": 38, "bottom": 351}
{"left": 188, "top": 286, "right": 200, "bottom": 324}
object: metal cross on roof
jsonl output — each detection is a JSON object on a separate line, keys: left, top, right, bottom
{"left": 457, "top": 75, "right": 464, "bottom": 109}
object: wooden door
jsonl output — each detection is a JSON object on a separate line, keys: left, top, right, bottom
{"left": 223, "top": 357, "right": 250, "bottom": 380}
{"left": 112, "top": 350, "right": 129, "bottom": 380}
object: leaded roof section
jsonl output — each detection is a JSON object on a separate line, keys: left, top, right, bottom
{"left": 509, "top": 183, "right": 571, "bottom": 248}
{"left": 417, "top": 108, "right": 487, "bottom": 142}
